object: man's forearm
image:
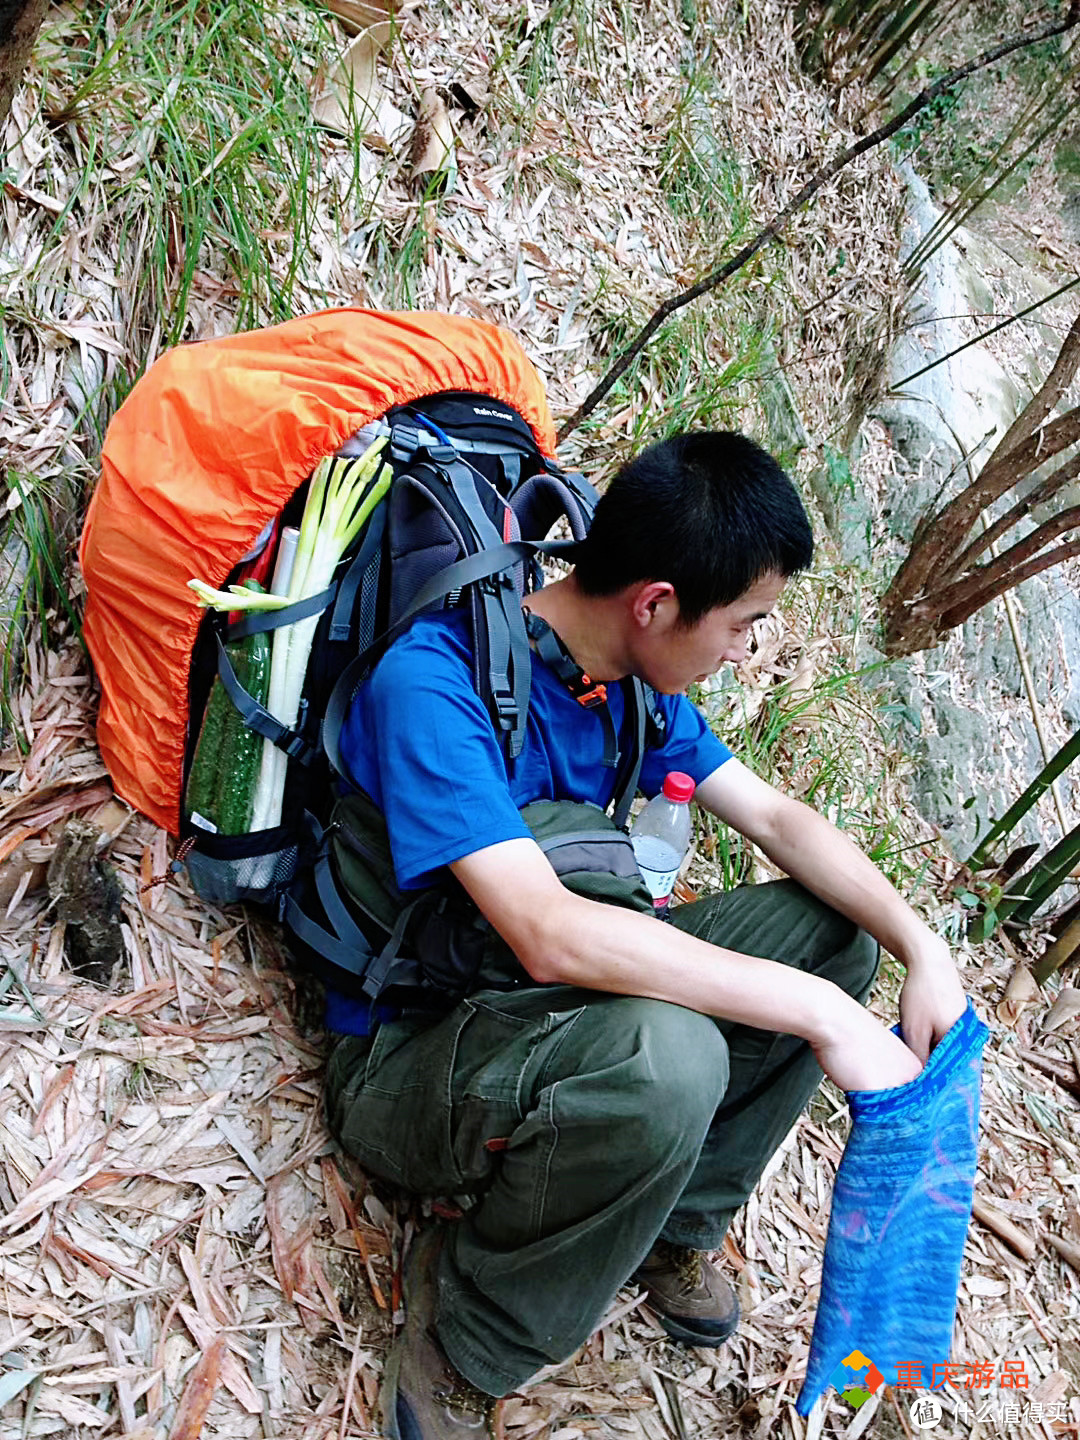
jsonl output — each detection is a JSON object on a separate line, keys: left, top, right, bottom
{"left": 532, "top": 887, "right": 843, "bottom": 1038}
{"left": 453, "top": 835, "right": 925, "bottom": 1090}
{"left": 756, "top": 797, "right": 944, "bottom": 970}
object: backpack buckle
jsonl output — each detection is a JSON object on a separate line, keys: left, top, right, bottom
{"left": 390, "top": 422, "right": 436, "bottom": 462}
{"left": 422, "top": 442, "right": 458, "bottom": 465}
{"left": 479, "top": 571, "right": 515, "bottom": 596}
{"left": 492, "top": 689, "right": 519, "bottom": 727}
{"left": 572, "top": 676, "right": 607, "bottom": 709}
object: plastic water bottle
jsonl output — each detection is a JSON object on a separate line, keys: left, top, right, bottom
{"left": 630, "top": 771, "right": 695, "bottom": 918}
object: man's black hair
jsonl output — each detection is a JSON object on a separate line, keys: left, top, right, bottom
{"left": 571, "top": 431, "right": 814, "bottom": 625}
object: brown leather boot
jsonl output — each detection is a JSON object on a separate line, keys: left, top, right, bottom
{"left": 635, "top": 1240, "right": 740, "bottom": 1346}
{"left": 381, "top": 1228, "right": 497, "bottom": 1439}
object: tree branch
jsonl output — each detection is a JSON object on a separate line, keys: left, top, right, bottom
{"left": 951, "top": 447, "right": 1080, "bottom": 573}
{"left": 555, "top": 10, "right": 1080, "bottom": 444}
{"left": 988, "top": 305, "right": 1080, "bottom": 461}
{"left": 938, "top": 538, "right": 1080, "bottom": 631}
{"left": 926, "top": 503, "right": 1080, "bottom": 614}
{"left": 891, "top": 398, "right": 1080, "bottom": 602}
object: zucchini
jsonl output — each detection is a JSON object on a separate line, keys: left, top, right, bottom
{"left": 184, "top": 581, "right": 271, "bottom": 834}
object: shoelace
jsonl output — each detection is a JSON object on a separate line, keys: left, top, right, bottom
{"left": 653, "top": 1241, "right": 704, "bottom": 1293}
{"left": 673, "top": 1248, "right": 704, "bottom": 1293}
{"left": 430, "top": 1343, "right": 494, "bottom": 1422}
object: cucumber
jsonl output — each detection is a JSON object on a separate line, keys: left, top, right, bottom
{"left": 184, "top": 581, "right": 271, "bottom": 834}
{"left": 185, "top": 675, "right": 231, "bottom": 828}
{"left": 214, "top": 610, "right": 270, "bottom": 834}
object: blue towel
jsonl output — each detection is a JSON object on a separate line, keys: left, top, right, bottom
{"left": 796, "top": 998, "right": 989, "bottom": 1415}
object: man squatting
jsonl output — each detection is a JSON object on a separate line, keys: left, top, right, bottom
{"left": 323, "top": 431, "right": 968, "bottom": 1439}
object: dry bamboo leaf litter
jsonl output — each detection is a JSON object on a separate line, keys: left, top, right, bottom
{"left": 3, "top": 0, "right": 1080, "bottom": 1435}
{"left": 3, "top": 637, "right": 1077, "bottom": 1440}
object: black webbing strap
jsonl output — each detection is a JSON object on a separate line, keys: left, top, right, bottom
{"left": 611, "top": 678, "right": 648, "bottom": 830}
{"left": 225, "top": 586, "right": 334, "bottom": 641}
{"left": 329, "top": 504, "right": 386, "bottom": 643}
{"left": 214, "top": 634, "right": 318, "bottom": 765}
{"left": 523, "top": 610, "right": 618, "bottom": 770}
{"left": 281, "top": 819, "right": 424, "bottom": 996}
{"left": 363, "top": 896, "right": 426, "bottom": 998}
{"left": 499, "top": 452, "right": 522, "bottom": 492}
{"left": 479, "top": 575, "right": 536, "bottom": 759}
{"left": 284, "top": 889, "right": 377, "bottom": 983}
{"left": 424, "top": 449, "right": 525, "bottom": 748}
{"left": 282, "top": 847, "right": 376, "bottom": 980}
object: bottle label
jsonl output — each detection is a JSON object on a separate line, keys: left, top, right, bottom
{"left": 631, "top": 835, "right": 681, "bottom": 906}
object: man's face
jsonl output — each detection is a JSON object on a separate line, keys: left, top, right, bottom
{"left": 639, "top": 571, "right": 786, "bottom": 694}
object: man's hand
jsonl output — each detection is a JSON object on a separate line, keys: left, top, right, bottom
{"left": 898, "top": 937, "right": 967, "bottom": 1064}
{"left": 810, "top": 995, "right": 923, "bottom": 1093}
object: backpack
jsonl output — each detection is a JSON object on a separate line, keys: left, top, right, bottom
{"left": 81, "top": 308, "right": 663, "bottom": 1003}
{"left": 290, "top": 790, "right": 656, "bottom": 1006}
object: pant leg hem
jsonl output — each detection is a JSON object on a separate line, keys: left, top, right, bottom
{"left": 660, "top": 1221, "right": 731, "bottom": 1249}
{"left": 437, "top": 1315, "right": 534, "bottom": 1399}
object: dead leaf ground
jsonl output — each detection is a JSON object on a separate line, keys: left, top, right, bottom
{"left": 2, "top": 0, "right": 1080, "bottom": 1436}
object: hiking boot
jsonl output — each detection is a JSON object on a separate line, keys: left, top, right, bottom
{"left": 634, "top": 1240, "right": 740, "bottom": 1347}
{"left": 380, "top": 1226, "right": 496, "bottom": 1439}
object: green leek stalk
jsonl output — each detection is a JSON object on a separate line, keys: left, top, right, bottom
{"left": 249, "top": 439, "right": 392, "bottom": 833}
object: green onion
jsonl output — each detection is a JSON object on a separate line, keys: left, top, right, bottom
{"left": 188, "top": 580, "right": 293, "bottom": 612}
{"left": 250, "top": 438, "right": 392, "bottom": 832}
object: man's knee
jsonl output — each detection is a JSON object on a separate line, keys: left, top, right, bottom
{"left": 567, "top": 997, "right": 730, "bottom": 1157}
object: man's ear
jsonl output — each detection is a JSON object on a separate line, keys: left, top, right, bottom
{"left": 630, "top": 580, "right": 678, "bottom": 628}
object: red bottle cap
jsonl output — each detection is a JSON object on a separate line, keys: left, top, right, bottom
{"left": 662, "top": 772, "right": 695, "bottom": 803}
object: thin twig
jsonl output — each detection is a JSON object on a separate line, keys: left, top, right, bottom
{"left": 556, "top": 11, "right": 1079, "bottom": 444}
{"left": 892, "top": 274, "right": 1080, "bottom": 391}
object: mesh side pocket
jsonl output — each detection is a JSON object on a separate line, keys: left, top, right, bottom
{"left": 184, "top": 825, "right": 300, "bottom": 906}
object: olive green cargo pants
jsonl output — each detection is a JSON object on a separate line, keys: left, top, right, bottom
{"left": 324, "top": 879, "right": 879, "bottom": 1395}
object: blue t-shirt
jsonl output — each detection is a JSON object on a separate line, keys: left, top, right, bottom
{"left": 327, "top": 608, "right": 732, "bottom": 1031}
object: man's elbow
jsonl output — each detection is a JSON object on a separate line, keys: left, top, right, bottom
{"left": 512, "top": 927, "right": 578, "bottom": 987}
{"left": 501, "top": 898, "right": 585, "bottom": 987}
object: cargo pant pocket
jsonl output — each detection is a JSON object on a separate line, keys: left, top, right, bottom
{"left": 448, "top": 997, "right": 585, "bottom": 1193}
{"left": 326, "top": 1010, "right": 467, "bottom": 1196}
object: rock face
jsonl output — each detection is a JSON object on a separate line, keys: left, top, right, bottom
{"left": 846, "top": 166, "right": 1080, "bottom": 855}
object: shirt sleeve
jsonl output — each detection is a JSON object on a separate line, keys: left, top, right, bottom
{"left": 341, "top": 624, "right": 530, "bottom": 890}
{"left": 638, "top": 691, "right": 732, "bottom": 798}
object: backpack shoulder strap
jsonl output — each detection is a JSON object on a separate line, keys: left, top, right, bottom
{"left": 523, "top": 608, "right": 618, "bottom": 770}
{"left": 610, "top": 679, "right": 668, "bottom": 830}
{"left": 391, "top": 427, "right": 535, "bottom": 761}
{"left": 322, "top": 538, "right": 550, "bottom": 781}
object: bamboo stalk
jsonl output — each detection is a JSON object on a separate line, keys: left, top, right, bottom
{"left": 903, "top": 71, "right": 1080, "bottom": 280}
{"left": 855, "top": 0, "right": 944, "bottom": 86}
{"left": 969, "top": 731, "right": 1080, "bottom": 869}
{"left": 998, "top": 820, "right": 1080, "bottom": 928}
{"left": 893, "top": 274, "right": 1080, "bottom": 392}
{"left": 980, "top": 516, "right": 1069, "bottom": 839}
{"left": 1033, "top": 912, "right": 1080, "bottom": 983}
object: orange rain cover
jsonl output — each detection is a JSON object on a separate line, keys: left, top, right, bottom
{"left": 80, "top": 308, "right": 557, "bottom": 835}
